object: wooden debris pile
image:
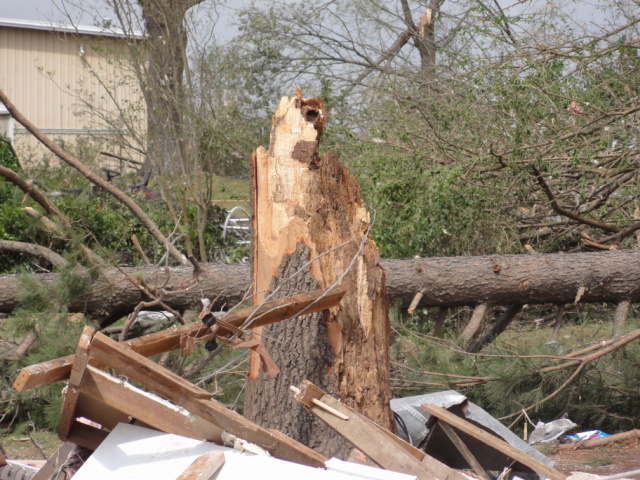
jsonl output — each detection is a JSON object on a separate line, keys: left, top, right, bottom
{"left": 0, "top": 286, "right": 567, "bottom": 480}
{"left": 1, "top": 91, "right": 568, "bottom": 480}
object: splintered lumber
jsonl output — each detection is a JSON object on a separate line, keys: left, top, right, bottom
{"left": 420, "top": 404, "right": 566, "bottom": 480}
{"left": 56, "top": 328, "right": 219, "bottom": 449}
{"left": 31, "top": 443, "right": 75, "bottom": 480}
{"left": 293, "top": 380, "right": 469, "bottom": 480}
{"left": 88, "top": 332, "right": 327, "bottom": 468}
{"left": 81, "top": 366, "right": 223, "bottom": 442}
{"left": 58, "top": 327, "right": 93, "bottom": 441}
{"left": 245, "top": 91, "right": 393, "bottom": 458}
{"left": 13, "top": 288, "right": 344, "bottom": 392}
{"left": 436, "top": 422, "right": 490, "bottom": 480}
{"left": 176, "top": 451, "right": 225, "bottom": 480}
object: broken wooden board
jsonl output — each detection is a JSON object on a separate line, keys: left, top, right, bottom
{"left": 13, "top": 288, "right": 345, "bottom": 391}
{"left": 58, "top": 326, "right": 93, "bottom": 441}
{"left": 31, "top": 442, "right": 75, "bottom": 480}
{"left": 293, "top": 380, "right": 469, "bottom": 480}
{"left": 58, "top": 327, "right": 222, "bottom": 449}
{"left": 436, "top": 421, "right": 490, "bottom": 480}
{"left": 87, "top": 332, "right": 328, "bottom": 468}
{"left": 420, "top": 404, "right": 566, "bottom": 480}
{"left": 176, "top": 451, "right": 225, "bottom": 480}
{"left": 80, "top": 366, "right": 223, "bottom": 442}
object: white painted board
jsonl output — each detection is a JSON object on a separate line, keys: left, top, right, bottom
{"left": 72, "top": 423, "right": 411, "bottom": 480}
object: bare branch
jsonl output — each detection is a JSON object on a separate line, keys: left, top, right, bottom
{"left": 0, "top": 88, "right": 187, "bottom": 265}
{"left": 531, "top": 164, "right": 621, "bottom": 234}
{"left": 0, "top": 166, "right": 70, "bottom": 229}
{"left": 0, "top": 240, "right": 67, "bottom": 268}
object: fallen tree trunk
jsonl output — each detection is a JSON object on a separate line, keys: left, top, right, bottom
{"left": 0, "top": 263, "right": 249, "bottom": 325}
{"left": 382, "top": 250, "right": 640, "bottom": 307}
{"left": 1, "top": 251, "right": 640, "bottom": 323}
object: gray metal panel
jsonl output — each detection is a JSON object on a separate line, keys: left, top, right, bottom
{"left": 391, "top": 390, "right": 552, "bottom": 467}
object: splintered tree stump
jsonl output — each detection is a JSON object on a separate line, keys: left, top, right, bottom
{"left": 243, "top": 92, "right": 393, "bottom": 458}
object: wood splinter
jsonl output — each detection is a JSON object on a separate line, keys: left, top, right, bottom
{"left": 290, "top": 386, "right": 349, "bottom": 420}
{"left": 408, "top": 288, "right": 426, "bottom": 315}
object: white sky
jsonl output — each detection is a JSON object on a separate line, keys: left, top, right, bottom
{"left": 1, "top": 0, "right": 603, "bottom": 27}
{"left": 0, "top": 0, "right": 251, "bottom": 40}
{"left": 0, "top": 0, "right": 116, "bottom": 25}
{"left": 0, "top": 0, "right": 620, "bottom": 50}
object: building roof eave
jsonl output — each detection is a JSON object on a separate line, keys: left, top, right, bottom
{"left": 0, "top": 17, "right": 144, "bottom": 40}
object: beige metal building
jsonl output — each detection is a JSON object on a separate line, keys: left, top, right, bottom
{"left": 0, "top": 17, "right": 145, "bottom": 170}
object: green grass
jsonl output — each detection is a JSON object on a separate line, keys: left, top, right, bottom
{"left": 211, "top": 175, "right": 250, "bottom": 208}
{"left": 583, "top": 457, "right": 612, "bottom": 467}
{"left": 1, "top": 430, "right": 60, "bottom": 460}
{"left": 499, "top": 316, "right": 617, "bottom": 351}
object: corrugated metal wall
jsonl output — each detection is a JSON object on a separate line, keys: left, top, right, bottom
{"left": 0, "top": 25, "right": 145, "bottom": 168}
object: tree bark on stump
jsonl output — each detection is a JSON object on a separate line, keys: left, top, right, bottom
{"left": 243, "top": 93, "right": 393, "bottom": 458}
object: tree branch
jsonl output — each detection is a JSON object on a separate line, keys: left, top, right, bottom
{"left": 531, "top": 164, "right": 620, "bottom": 234}
{"left": 0, "top": 88, "right": 187, "bottom": 265}
{"left": 0, "top": 166, "right": 70, "bottom": 229}
{"left": 0, "top": 240, "right": 67, "bottom": 268}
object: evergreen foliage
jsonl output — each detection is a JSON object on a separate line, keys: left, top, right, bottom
{"left": 391, "top": 305, "right": 640, "bottom": 433}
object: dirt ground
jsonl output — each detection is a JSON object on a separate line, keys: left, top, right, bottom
{"left": 547, "top": 438, "right": 640, "bottom": 476}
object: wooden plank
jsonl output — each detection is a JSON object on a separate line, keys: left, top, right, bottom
{"left": 13, "top": 288, "right": 345, "bottom": 391}
{"left": 293, "top": 381, "right": 468, "bottom": 480}
{"left": 80, "top": 366, "right": 223, "bottom": 442}
{"left": 234, "top": 288, "right": 345, "bottom": 330}
{"left": 248, "top": 150, "right": 261, "bottom": 379}
{"left": 31, "top": 442, "right": 75, "bottom": 480}
{"left": 91, "top": 333, "right": 213, "bottom": 401}
{"left": 420, "top": 404, "right": 566, "bottom": 480}
{"left": 176, "top": 451, "right": 225, "bottom": 480}
{"left": 58, "top": 326, "right": 94, "bottom": 441}
{"left": 88, "top": 332, "right": 328, "bottom": 468}
{"left": 75, "top": 391, "right": 130, "bottom": 430}
{"left": 66, "top": 420, "right": 108, "bottom": 450}
{"left": 436, "top": 421, "right": 491, "bottom": 480}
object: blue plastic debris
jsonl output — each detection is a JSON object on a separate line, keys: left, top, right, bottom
{"left": 564, "top": 430, "right": 610, "bottom": 443}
